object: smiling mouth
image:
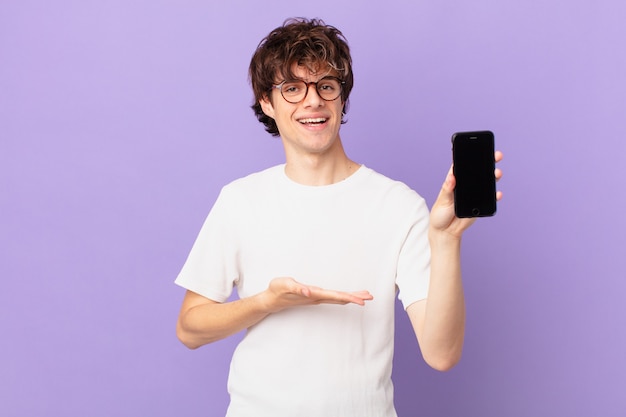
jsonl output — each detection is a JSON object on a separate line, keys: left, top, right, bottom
{"left": 298, "top": 117, "right": 327, "bottom": 126}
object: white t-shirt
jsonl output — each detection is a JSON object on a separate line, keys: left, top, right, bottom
{"left": 175, "top": 164, "right": 431, "bottom": 417}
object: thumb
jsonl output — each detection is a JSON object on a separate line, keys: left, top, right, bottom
{"left": 435, "top": 166, "right": 456, "bottom": 207}
{"left": 287, "top": 278, "right": 310, "bottom": 297}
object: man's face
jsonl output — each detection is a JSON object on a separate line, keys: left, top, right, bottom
{"left": 259, "top": 65, "right": 345, "bottom": 158}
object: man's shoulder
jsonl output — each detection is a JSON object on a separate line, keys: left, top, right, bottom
{"left": 360, "top": 166, "right": 423, "bottom": 200}
{"left": 213, "top": 165, "right": 285, "bottom": 208}
{"left": 224, "top": 165, "right": 284, "bottom": 191}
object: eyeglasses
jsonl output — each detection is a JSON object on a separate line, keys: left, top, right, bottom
{"left": 272, "top": 76, "right": 344, "bottom": 104}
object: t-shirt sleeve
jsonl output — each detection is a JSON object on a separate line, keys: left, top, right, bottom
{"left": 174, "top": 186, "right": 241, "bottom": 302}
{"left": 395, "top": 195, "right": 431, "bottom": 309}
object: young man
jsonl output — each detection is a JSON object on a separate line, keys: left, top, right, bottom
{"left": 175, "top": 18, "right": 502, "bottom": 417}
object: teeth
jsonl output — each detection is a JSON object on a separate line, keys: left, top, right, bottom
{"left": 299, "top": 118, "right": 326, "bottom": 124}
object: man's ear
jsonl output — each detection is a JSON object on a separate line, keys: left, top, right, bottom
{"left": 259, "top": 95, "right": 275, "bottom": 119}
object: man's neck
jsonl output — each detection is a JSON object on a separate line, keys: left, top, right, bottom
{"left": 284, "top": 149, "right": 359, "bottom": 186}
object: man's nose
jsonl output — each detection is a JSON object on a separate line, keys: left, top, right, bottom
{"left": 302, "top": 82, "right": 323, "bottom": 106}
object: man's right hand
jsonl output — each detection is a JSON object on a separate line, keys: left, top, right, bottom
{"left": 260, "top": 277, "right": 374, "bottom": 313}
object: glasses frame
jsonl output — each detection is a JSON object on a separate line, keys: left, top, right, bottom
{"left": 272, "top": 76, "right": 345, "bottom": 104}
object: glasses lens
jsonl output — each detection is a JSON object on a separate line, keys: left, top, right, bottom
{"left": 279, "top": 77, "right": 342, "bottom": 103}
{"left": 280, "top": 80, "right": 307, "bottom": 103}
{"left": 316, "top": 78, "right": 342, "bottom": 101}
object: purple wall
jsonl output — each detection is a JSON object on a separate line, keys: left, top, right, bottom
{"left": 2, "top": 1, "right": 625, "bottom": 416}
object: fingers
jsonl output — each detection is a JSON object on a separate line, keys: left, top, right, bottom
{"left": 266, "top": 278, "right": 373, "bottom": 314}
{"left": 344, "top": 290, "right": 375, "bottom": 305}
{"left": 272, "top": 277, "right": 373, "bottom": 306}
{"left": 495, "top": 151, "right": 503, "bottom": 200}
{"left": 495, "top": 151, "right": 503, "bottom": 182}
{"left": 302, "top": 285, "right": 374, "bottom": 306}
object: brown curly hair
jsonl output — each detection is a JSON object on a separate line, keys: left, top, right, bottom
{"left": 249, "top": 18, "right": 354, "bottom": 136}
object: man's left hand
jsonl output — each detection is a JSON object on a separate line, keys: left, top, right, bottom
{"left": 429, "top": 151, "right": 503, "bottom": 238}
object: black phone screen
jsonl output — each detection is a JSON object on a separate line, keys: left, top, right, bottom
{"left": 452, "top": 131, "right": 496, "bottom": 218}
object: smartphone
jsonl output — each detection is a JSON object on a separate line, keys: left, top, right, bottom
{"left": 451, "top": 130, "right": 497, "bottom": 218}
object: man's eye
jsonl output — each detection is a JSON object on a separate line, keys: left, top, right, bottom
{"left": 283, "top": 83, "right": 302, "bottom": 93}
{"left": 318, "top": 81, "right": 339, "bottom": 92}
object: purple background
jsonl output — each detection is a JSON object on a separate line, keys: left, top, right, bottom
{"left": 2, "top": 1, "right": 625, "bottom": 416}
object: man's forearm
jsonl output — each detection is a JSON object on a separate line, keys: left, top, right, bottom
{"left": 420, "top": 231, "right": 466, "bottom": 370}
{"left": 176, "top": 292, "right": 271, "bottom": 349}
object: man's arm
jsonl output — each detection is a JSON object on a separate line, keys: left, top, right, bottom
{"left": 176, "top": 277, "right": 373, "bottom": 349}
{"left": 407, "top": 151, "right": 503, "bottom": 371}
{"left": 407, "top": 234, "right": 465, "bottom": 371}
